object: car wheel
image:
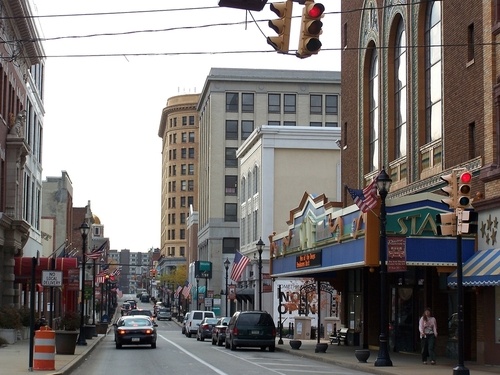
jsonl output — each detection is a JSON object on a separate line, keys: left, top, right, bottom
{"left": 116, "top": 342, "right": 122, "bottom": 349}
{"left": 230, "top": 339, "right": 236, "bottom": 351}
{"left": 260, "top": 346, "right": 266, "bottom": 351}
{"left": 269, "top": 345, "right": 275, "bottom": 352}
{"left": 151, "top": 342, "right": 156, "bottom": 349}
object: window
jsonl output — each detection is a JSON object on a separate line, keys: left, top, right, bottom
{"left": 181, "top": 148, "right": 187, "bottom": 159}
{"left": 180, "top": 213, "right": 186, "bottom": 224}
{"left": 171, "top": 213, "right": 176, "bottom": 224}
{"left": 180, "top": 229, "right": 185, "bottom": 240}
{"left": 268, "top": 94, "right": 280, "bottom": 113}
{"left": 181, "top": 164, "right": 187, "bottom": 175}
{"left": 326, "top": 122, "right": 338, "bottom": 127}
{"left": 189, "top": 115, "right": 195, "bottom": 125}
{"left": 189, "top": 132, "right": 195, "bottom": 142}
{"left": 188, "top": 148, "right": 195, "bottom": 158}
{"left": 467, "top": 23, "right": 474, "bottom": 62}
{"left": 226, "top": 92, "right": 238, "bottom": 112}
{"left": 242, "top": 93, "right": 254, "bottom": 112}
{"left": 284, "top": 94, "right": 296, "bottom": 113}
{"left": 225, "top": 175, "right": 238, "bottom": 195}
{"left": 253, "top": 165, "right": 259, "bottom": 194}
{"left": 310, "top": 122, "right": 322, "bottom": 127}
{"left": 268, "top": 120, "right": 280, "bottom": 126}
{"left": 188, "top": 180, "right": 194, "bottom": 191}
{"left": 310, "top": 95, "right": 322, "bottom": 114}
{"left": 241, "top": 120, "right": 254, "bottom": 140}
{"left": 226, "top": 120, "right": 238, "bottom": 140}
{"left": 284, "top": 121, "right": 296, "bottom": 126}
{"left": 181, "top": 132, "right": 187, "bottom": 142}
{"left": 188, "top": 164, "right": 195, "bottom": 175}
{"left": 425, "top": 1, "right": 442, "bottom": 143}
{"left": 369, "top": 47, "right": 380, "bottom": 172}
{"left": 225, "top": 203, "right": 237, "bottom": 222}
{"left": 181, "top": 180, "right": 187, "bottom": 191}
{"left": 326, "top": 95, "right": 338, "bottom": 114}
{"left": 225, "top": 148, "right": 238, "bottom": 167}
{"left": 222, "top": 238, "right": 239, "bottom": 254}
{"left": 182, "top": 116, "right": 187, "bottom": 126}
{"left": 180, "top": 247, "right": 185, "bottom": 256}
{"left": 188, "top": 196, "right": 194, "bottom": 207}
{"left": 394, "top": 19, "right": 407, "bottom": 160}
{"left": 180, "top": 196, "right": 186, "bottom": 207}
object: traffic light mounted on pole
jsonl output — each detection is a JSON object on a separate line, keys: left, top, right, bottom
{"left": 440, "top": 171, "right": 457, "bottom": 210}
{"left": 436, "top": 212, "right": 457, "bottom": 236}
{"left": 267, "top": 1, "right": 293, "bottom": 54}
{"left": 457, "top": 210, "right": 478, "bottom": 235}
{"left": 296, "top": 1, "right": 325, "bottom": 59}
{"left": 457, "top": 170, "right": 473, "bottom": 209}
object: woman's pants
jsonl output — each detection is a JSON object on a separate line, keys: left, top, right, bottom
{"left": 421, "top": 334, "right": 436, "bottom": 361}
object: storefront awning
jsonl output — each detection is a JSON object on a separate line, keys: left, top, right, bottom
{"left": 448, "top": 249, "right": 500, "bottom": 287}
{"left": 14, "top": 257, "right": 78, "bottom": 283}
{"left": 236, "top": 288, "right": 254, "bottom": 302}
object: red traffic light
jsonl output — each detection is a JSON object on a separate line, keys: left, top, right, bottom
{"left": 459, "top": 171, "right": 472, "bottom": 184}
{"left": 307, "top": 3, "right": 324, "bottom": 18}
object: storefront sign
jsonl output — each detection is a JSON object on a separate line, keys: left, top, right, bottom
{"left": 387, "top": 236, "right": 407, "bottom": 272}
{"left": 296, "top": 252, "right": 321, "bottom": 269}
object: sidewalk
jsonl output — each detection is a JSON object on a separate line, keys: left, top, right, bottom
{"left": 2, "top": 324, "right": 500, "bottom": 375}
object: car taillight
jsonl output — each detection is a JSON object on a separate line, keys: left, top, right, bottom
{"left": 233, "top": 327, "right": 238, "bottom": 336}
{"left": 202, "top": 324, "right": 208, "bottom": 329}
{"left": 272, "top": 327, "right": 276, "bottom": 336}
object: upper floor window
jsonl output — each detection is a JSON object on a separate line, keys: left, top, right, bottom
{"left": 268, "top": 94, "right": 281, "bottom": 113}
{"left": 189, "top": 132, "right": 195, "bottom": 142}
{"left": 189, "top": 115, "right": 195, "bottom": 125}
{"left": 425, "top": 0, "right": 442, "bottom": 143}
{"left": 369, "top": 48, "right": 380, "bottom": 172}
{"left": 225, "top": 175, "right": 238, "bottom": 195}
{"left": 310, "top": 122, "right": 322, "bottom": 127}
{"left": 241, "top": 120, "right": 254, "bottom": 140}
{"left": 310, "top": 95, "right": 322, "bottom": 114}
{"left": 394, "top": 19, "right": 407, "bottom": 159}
{"left": 188, "top": 148, "right": 195, "bottom": 158}
{"left": 224, "top": 203, "right": 238, "bottom": 222}
{"left": 181, "top": 132, "right": 187, "bottom": 143}
{"left": 226, "top": 120, "right": 238, "bottom": 140}
{"left": 325, "top": 122, "right": 338, "bottom": 127}
{"left": 325, "top": 95, "right": 338, "bottom": 114}
{"left": 182, "top": 116, "right": 187, "bottom": 126}
{"left": 284, "top": 121, "right": 296, "bottom": 126}
{"left": 188, "top": 164, "right": 195, "bottom": 175}
{"left": 226, "top": 92, "right": 238, "bottom": 112}
{"left": 284, "top": 94, "right": 296, "bottom": 113}
{"left": 225, "top": 148, "right": 238, "bottom": 167}
{"left": 242, "top": 93, "right": 254, "bottom": 112}
{"left": 268, "top": 120, "right": 280, "bottom": 126}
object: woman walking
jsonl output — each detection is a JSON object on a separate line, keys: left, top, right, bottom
{"left": 419, "top": 307, "right": 438, "bottom": 365}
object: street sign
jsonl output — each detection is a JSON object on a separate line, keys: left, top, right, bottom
{"left": 41, "top": 270, "right": 62, "bottom": 287}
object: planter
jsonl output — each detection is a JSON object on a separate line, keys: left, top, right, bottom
{"left": 20, "top": 326, "right": 30, "bottom": 340}
{"left": 355, "top": 349, "right": 371, "bottom": 363}
{"left": 289, "top": 340, "right": 302, "bottom": 350}
{"left": 315, "top": 343, "right": 328, "bottom": 353}
{"left": 85, "top": 325, "right": 96, "bottom": 339}
{"left": 55, "top": 330, "right": 79, "bottom": 355}
{"left": 0, "top": 328, "right": 17, "bottom": 344}
{"left": 97, "top": 322, "right": 108, "bottom": 335}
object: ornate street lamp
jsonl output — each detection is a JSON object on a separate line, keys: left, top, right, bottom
{"left": 374, "top": 167, "right": 392, "bottom": 367}
{"left": 256, "top": 238, "right": 265, "bottom": 311}
{"left": 224, "top": 258, "right": 230, "bottom": 316}
{"left": 77, "top": 221, "right": 90, "bottom": 346}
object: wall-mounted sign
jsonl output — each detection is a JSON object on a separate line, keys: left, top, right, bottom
{"left": 42, "top": 270, "right": 62, "bottom": 287}
{"left": 296, "top": 252, "right": 321, "bottom": 269}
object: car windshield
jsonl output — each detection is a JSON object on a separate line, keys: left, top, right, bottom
{"left": 205, "top": 318, "right": 218, "bottom": 325}
{"left": 129, "top": 310, "right": 152, "bottom": 317}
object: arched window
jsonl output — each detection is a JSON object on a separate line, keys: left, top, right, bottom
{"left": 369, "top": 48, "right": 380, "bottom": 172}
{"left": 425, "top": 1, "right": 442, "bottom": 143}
{"left": 241, "top": 176, "right": 246, "bottom": 203}
{"left": 253, "top": 165, "right": 259, "bottom": 195}
{"left": 394, "top": 19, "right": 407, "bottom": 159}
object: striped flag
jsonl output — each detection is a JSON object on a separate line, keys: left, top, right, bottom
{"left": 230, "top": 251, "right": 251, "bottom": 282}
{"left": 182, "top": 281, "right": 192, "bottom": 298}
{"left": 346, "top": 177, "right": 378, "bottom": 213}
{"left": 87, "top": 241, "right": 107, "bottom": 260}
{"left": 174, "top": 285, "right": 182, "bottom": 298}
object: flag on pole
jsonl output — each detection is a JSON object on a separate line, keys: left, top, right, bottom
{"left": 346, "top": 177, "right": 378, "bottom": 213}
{"left": 87, "top": 241, "right": 107, "bottom": 260}
{"left": 230, "top": 251, "right": 251, "bottom": 282}
{"left": 174, "top": 285, "right": 182, "bottom": 298}
{"left": 182, "top": 281, "right": 192, "bottom": 298}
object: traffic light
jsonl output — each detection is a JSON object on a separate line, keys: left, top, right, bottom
{"left": 457, "top": 170, "right": 473, "bottom": 209}
{"left": 436, "top": 212, "right": 457, "bottom": 236}
{"left": 440, "top": 171, "right": 457, "bottom": 210}
{"left": 267, "top": 1, "right": 293, "bottom": 54}
{"left": 458, "top": 210, "right": 478, "bottom": 234}
{"left": 218, "top": 0, "right": 268, "bottom": 11}
{"left": 297, "top": 1, "right": 325, "bottom": 59}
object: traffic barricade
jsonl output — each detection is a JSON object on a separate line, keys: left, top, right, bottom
{"left": 34, "top": 326, "right": 55, "bottom": 371}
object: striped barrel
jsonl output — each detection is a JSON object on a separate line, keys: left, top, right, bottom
{"left": 34, "top": 326, "right": 55, "bottom": 371}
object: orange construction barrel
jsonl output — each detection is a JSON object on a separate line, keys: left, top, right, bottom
{"left": 34, "top": 326, "right": 55, "bottom": 371}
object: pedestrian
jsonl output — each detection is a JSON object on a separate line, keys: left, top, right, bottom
{"left": 419, "top": 307, "right": 438, "bottom": 365}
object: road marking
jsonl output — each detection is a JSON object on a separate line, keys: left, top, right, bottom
{"left": 158, "top": 334, "right": 229, "bottom": 375}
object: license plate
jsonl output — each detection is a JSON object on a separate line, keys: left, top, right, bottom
{"left": 131, "top": 338, "right": 140, "bottom": 342}
{"left": 251, "top": 330, "right": 260, "bottom": 335}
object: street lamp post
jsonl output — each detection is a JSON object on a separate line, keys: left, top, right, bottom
{"left": 224, "top": 258, "right": 230, "bottom": 316}
{"left": 77, "top": 221, "right": 90, "bottom": 346}
{"left": 256, "top": 238, "right": 264, "bottom": 311}
{"left": 196, "top": 276, "right": 200, "bottom": 310}
{"left": 374, "top": 167, "right": 393, "bottom": 367}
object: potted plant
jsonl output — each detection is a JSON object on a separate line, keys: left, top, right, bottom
{"left": 55, "top": 311, "right": 80, "bottom": 355}
{"left": 0, "top": 305, "right": 22, "bottom": 344}
{"left": 18, "top": 306, "right": 31, "bottom": 340}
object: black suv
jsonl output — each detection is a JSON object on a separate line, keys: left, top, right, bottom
{"left": 225, "top": 311, "right": 276, "bottom": 352}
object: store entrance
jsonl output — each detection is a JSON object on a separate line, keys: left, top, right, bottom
{"left": 391, "top": 286, "right": 416, "bottom": 353}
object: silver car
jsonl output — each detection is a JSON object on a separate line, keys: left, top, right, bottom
{"left": 157, "top": 307, "right": 172, "bottom": 321}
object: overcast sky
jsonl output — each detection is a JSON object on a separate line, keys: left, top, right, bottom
{"left": 32, "top": 0, "right": 341, "bottom": 252}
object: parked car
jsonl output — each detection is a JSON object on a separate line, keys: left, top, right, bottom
{"left": 212, "top": 316, "right": 231, "bottom": 346}
{"left": 181, "top": 312, "right": 190, "bottom": 335}
{"left": 113, "top": 315, "right": 158, "bottom": 349}
{"left": 120, "top": 302, "right": 131, "bottom": 316}
{"left": 157, "top": 307, "right": 172, "bottom": 321}
{"left": 225, "top": 311, "right": 276, "bottom": 352}
{"left": 185, "top": 310, "right": 216, "bottom": 338}
{"left": 197, "top": 317, "right": 218, "bottom": 341}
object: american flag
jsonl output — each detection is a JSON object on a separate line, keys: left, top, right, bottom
{"left": 182, "top": 281, "right": 192, "bottom": 298}
{"left": 346, "top": 178, "right": 378, "bottom": 213}
{"left": 87, "top": 241, "right": 107, "bottom": 260}
{"left": 230, "top": 251, "right": 251, "bottom": 282}
{"left": 111, "top": 267, "right": 121, "bottom": 276}
{"left": 174, "top": 285, "right": 182, "bottom": 298}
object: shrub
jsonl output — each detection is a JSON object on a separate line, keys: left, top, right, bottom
{"left": 0, "top": 305, "right": 22, "bottom": 329}
{"left": 18, "top": 306, "right": 31, "bottom": 327}
{"left": 60, "top": 310, "right": 80, "bottom": 331}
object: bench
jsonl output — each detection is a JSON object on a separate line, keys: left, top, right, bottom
{"left": 330, "top": 327, "right": 349, "bottom": 345}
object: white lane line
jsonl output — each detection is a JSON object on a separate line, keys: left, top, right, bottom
{"left": 158, "top": 334, "right": 229, "bottom": 375}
